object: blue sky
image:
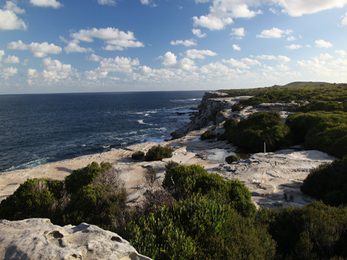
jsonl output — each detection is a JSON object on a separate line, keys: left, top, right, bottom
{"left": 0, "top": 0, "right": 347, "bottom": 93}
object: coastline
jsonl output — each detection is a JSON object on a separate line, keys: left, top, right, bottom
{"left": 0, "top": 125, "right": 334, "bottom": 208}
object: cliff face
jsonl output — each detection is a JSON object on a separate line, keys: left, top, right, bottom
{"left": 0, "top": 218, "right": 150, "bottom": 260}
{"left": 171, "top": 91, "right": 252, "bottom": 138}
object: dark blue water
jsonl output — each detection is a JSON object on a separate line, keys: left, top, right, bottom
{"left": 0, "top": 91, "right": 204, "bottom": 172}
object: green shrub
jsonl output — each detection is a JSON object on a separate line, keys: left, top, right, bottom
{"left": 126, "top": 196, "right": 275, "bottom": 259}
{"left": 286, "top": 112, "right": 347, "bottom": 157}
{"left": 131, "top": 151, "right": 145, "bottom": 161}
{"left": 0, "top": 179, "right": 62, "bottom": 220}
{"left": 232, "top": 103, "right": 242, "bottom": 111}
{"left": 162, "top": 165, "right": 255, "bottom": 217}
{"left": 300, "top": 100, "right": 344, "bottom": 112}
{"left": 264, "top": 202, "right": 347, "bottom": 259}
{"left": 0, "top": 162, "right": 127, "bottom": 231}
{"left": 145, "top": 145, "right": 173, "bottom": 161}
{"left": 200, "top": 130, "right": 216, "bottom": 140}
{"left": 225, "top": 154, "right": 240, "bottom": 164}
{"left": 65, "top": 162, "right": 112, "bottom": 193}
{"left": 225, "top": 112, "right": 291, "bottom": 153}
{"left": 301, "top": 156, "right": 347, "bottom": 206}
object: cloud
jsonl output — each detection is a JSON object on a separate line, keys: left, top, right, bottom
{"left": 180, "top": 58, "right": 196, "bottom": 71}
{"left": 0, "top": 9, "right": 26, "bottom": 30}
{"left": 256, "top": 54, "right": 291, "bottom": 62}
{"left": 8, "top": 40, "right": 62, "bottom": 57}
{"left": 315, "top": 39, "right": 332, "bottom": 48}
{"left": 43, "top": 58, "right": 72, "bottom": 81}
{"left": 342, "top": 12, "right": 347, "bottom": 26}
{"left": 0, "top": 50, "right": 5, "bottom": 61}
{"left": 30, "top": 0, "right": 62, "bottom": 8}
{"left": 140, "top": 0, "right": 154, "bottom": 5}
{"left": 162, "top": 52, "right": 177, "bottom": 66}
{"left": 5, "top": 55, "right": 20, "bottom": 64}
{"left": 86, "top": 56, "right": 140, "bottom": 80}
{"left": 286, "top": 44, "right": 303, "bottom": 50}
{"left": 232, "top": 44, "right": 241, "bottom": 51}
{"left": 185, "top": 49, "right": 217, "bottom": 59}
{"left": 193, "top": 1, "right": 347, "bottom": 33}
{"left": 192, "top": 28, "right": 206, "bottom": 38}
{"left": 97, "top": 0, "right": 116, "bottom": 6}
{"left": 170, "top": 39, "right": 196, "bottom": 47}
{"left": 5, "top": 1, "right": 25, "bottom": 14}
{"left": 277, "top": 0, "right": 347, "bottom": 16}
{"left": 231, "top": 27, "right": 245, "bottom": 39}
{"left": 64, "top": 41, "right": 92, "bottom": 53}
{"left": 193, "top": 15, "right": 232, "bottom": 31}
{"left": 2, "top": 67, "right": 17, "bottom": 79}
{"left": 257, "top": 27, "right": 292, "bottom": 38}
{"left": 69, "top": 27, "right": 144, "bottom": 51}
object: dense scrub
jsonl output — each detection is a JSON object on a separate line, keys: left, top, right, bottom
{"left": 260, "top": 202, "right": 347, "bottom": 259}
{"left": 1, "top": 162, "right": 347, "bottom": 259}
{"left": 224, "top": 112, "right": 291, "bottom": 153}
{"left": 221, "top": 82, "right": 347, "bottom": 107}
{"left": 126, "top": 165, "right": 272, "bottom": 259}
{"left": 301, "top": 156, "right": 347, "bottom": 206}
{"left": 145, "top": 145, "right": 173, "bottom": 161}
{"left": 0, "top": 162, "right": 127, "bottom": 230}
{"left": 286, "top": 112, "right": 347, "bottom": 157}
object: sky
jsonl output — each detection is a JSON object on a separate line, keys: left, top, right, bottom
{"left": 0, "top": 0, "right": 347, "bottom": 93}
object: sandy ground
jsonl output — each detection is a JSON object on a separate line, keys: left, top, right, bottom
{"left": 0, "top": 128, "right": 335, "bottom": 208}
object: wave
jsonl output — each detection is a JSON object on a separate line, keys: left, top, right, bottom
{"left": 4, "top": 157, "right": 50, "bottom": 172}
{"left": 170, "top": 98, "right": 202, "bottom": 103}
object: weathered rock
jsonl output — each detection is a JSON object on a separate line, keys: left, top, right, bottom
{"left": 171, "top": 91, "right": 252, "bottom": 138}
{"left": 0, "top": 218, "right": 151, "bottom": 260}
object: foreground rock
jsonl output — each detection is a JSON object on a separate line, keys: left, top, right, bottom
{"left": 0, "top": 218, "right": 150, "bottom": 260}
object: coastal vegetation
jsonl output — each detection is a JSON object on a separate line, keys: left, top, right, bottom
{"left": 145, "top": 145, "right": 173, "bottom": 161}
{"left": 301, "top": 156, "right": 347, "bottom": 206}
{"left": 224, "top": 112, "right": 291, "bottom": 153}
{"left": 2, "top": 162, "right": 347, "bottom": 259}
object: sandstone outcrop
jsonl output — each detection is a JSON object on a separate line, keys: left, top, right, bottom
{"left": 0, "top": 218, "right": 150, "bottom": 260}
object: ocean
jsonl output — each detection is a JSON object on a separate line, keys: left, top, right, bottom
{"left": 0, "top": 91, "right": 204, "bottom": 172}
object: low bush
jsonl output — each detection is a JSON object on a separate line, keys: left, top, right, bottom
{"left": 225, "top": 112, "right": 291, "bottom": 153}
{"left": 162, "top": 164, "right": 256, "bottom": 217}
{"left": 126, "top": 195, "right": 275, "bottom": 259}
{"left": 145, "top": 145, "right": 173, "bottom": 161}
{"left": 286, "top": 112, "right": 347, "bottom": 157}
{"left": 301, "top": 156, "right": 347, "bottom": 206}
{"left": 0, "top": 162, "right": 127, "bottom": 231}
{"left": 131, "top": 151, "right": 145, "bottom": 161}
{"left": 261, "top": 202, "right": 347, "bottom": 259}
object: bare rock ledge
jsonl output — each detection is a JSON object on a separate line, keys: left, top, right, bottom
{"left": 0, "top": 218, "right": 150, "bottom": 260}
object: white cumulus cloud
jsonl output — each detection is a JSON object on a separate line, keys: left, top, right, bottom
{"left": 97, "top": 0, "right": 116, "bottom": 6}
{"left": 30, "top": 0, "right": 62, "bottom": 8}
{"left": 231, "top": 27, "right": 245, "bottom": 39}
{"left": 5, "top": 55, "right": 20, "bottom": 64}
{"left": 170, "top": 39, "right": 196, "bottom": 47}
{"left": 185, "top": 49, "right": 217, "bottom": 59}
{"left": 43, "top": 58, "right": 72, "bottom": 81}
{"left": 69, "top": 27, "right": 144, "bottom": 51}
{"left": 0, "top": 9, "right": 26, "bottom": 30}
{"left": 2, "top": 67, "right": 17, "bottom": 79}
{"left": 232, "top": 44, "right": 241, "bottom": 51}
{"left": 8, "top": 40, "right": 62, "bottom": 58}
{"left": 257, "top": 27, "right": 292, "bottom": 38}
{"left": 162, "top": 52, "right": 177, "bottom": 66}
{"left": 192, "top": 28, "right": 207, "bottom": 38}
{"left": 315, "top": 39, "right": 332, "bottom": 48}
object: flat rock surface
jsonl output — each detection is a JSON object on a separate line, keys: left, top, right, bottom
{"left": 0, "top": 218, "right": 150, "bottom": 260}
